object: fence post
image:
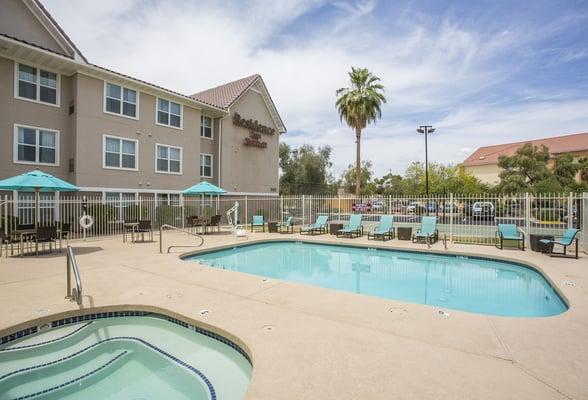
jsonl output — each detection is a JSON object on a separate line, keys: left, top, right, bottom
{"left": 302, "top": 195, "right": 305, "bottom": 225}
{"left": 3, "top": 195, "right": 7, "bottom": 235}
{"left": 568, "top": 192, "right": 573, "bottom": 230}
{"left": 525, "top": 192, "right": 531, "bottom": 248}
{"left": 244, "top": 196, "right": 248, "bottom": 226}
{"left": 449, "top": 193, "right": 454, "bottom": 243}
{"left": 583, "top": 192, "right": 587, "bottom": 254}
{"left": 280, "top": 195, "right": 284, "bottom": 222}
{"left": 180, "top": 194, "right": 185, "bottom": 229}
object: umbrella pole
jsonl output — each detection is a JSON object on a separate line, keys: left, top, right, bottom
{"left": 35, "top": 188, "right": 40, "bottom": 229}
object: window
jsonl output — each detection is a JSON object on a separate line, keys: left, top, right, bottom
{"left": 14, "top": 125, "right": 59, "bottom": 165}
{"left": 17, "top": 192, "right": 55, "bottom": 224}
{"left": 157, "top": 98, "right": 182, "bottom": 128}
{"left": 103, "top": 135, "right": 137, "bottom": 170}
{"left": 200, "top": 116, "right": 213, "bottom": 138}
{"left": 105, "top": 83, "right": 137, "bottom": 118}
{"left": 200, "top": 154, "right": 212, "bottom": 178}
{"left": 157, "top": 193, "right": 181, "bottom": 206}
{"left": 105, "top": 192, "right": 137, "bottom": 222}
{"left": 16, "top": 63, "right": 59, "bottom": 105}
{"left": 156, "top": 144, "right": 182, "bottom": 174}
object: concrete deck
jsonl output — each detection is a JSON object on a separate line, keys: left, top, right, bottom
{"left": 0, "top": 231, "right": 586, "bottom": 399}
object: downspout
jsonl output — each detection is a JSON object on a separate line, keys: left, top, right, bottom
{"left": 218, "top": 116, "right": 224, "bottom": 188}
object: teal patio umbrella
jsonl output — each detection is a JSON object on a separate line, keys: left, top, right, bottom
{"left": 0, "top": 169, "right": 80, "bottom": 227}
{"left": 182, "top": 182, "right": 226, "bottom": 216}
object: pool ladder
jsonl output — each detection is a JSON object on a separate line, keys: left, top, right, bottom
{"left": 66, "top": 246, "right": 83, "bottom": 305}
{"left": 159, "top": 224, "right": 204, "bottom": 253}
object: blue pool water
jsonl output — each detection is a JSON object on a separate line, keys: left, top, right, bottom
{"left": 188, "top": 241, "right": 567, "bottom": 317}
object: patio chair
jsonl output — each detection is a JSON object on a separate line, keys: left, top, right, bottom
{"left": 123, "top": 219, "right": 138, "bottom": 243}
{"left": 185, "top": 215, "right": 199, "bottom": 232}
{"left": 251, "top": 215, "right": 265, "bottom": 232}
{"left": 0, "top": 231, "right": 19, "bottom": 258}
{"left": 337, "top": 214, "right": 363, "bottom": 238}
{"left": 495, "top": 224, "right": 524, "bottom": 251}
{"left": 367, "top": 215, "right": 395, "bottom": 241}
{"left": 539, "top": 228, "right": 579, "bottom": 259}
{"left": 412, "top": 216, "right": 438, "bottom": 245}
{"left": 277, "top": 216, "right": 294, "bottom": 234}
{"left": 205, "top": 215, "right": 222, "bottom": 234}
{"left": 60, "top": 222, "right": 71, "bottom": 248}
{"left": 300, "top": 215, "right": 328, "bottom": 235}
{"left": 136, "top": 220, "right": 153, "bottom": 242}
{"left": 35, "top": 226, "right": 57, "bottom": 255}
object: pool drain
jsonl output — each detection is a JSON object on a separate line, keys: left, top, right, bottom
{"left": 262, "top": 278, "right": 271, "bottom": 283}
{"left": 437, "top": 309, "right": 450, "bottom": 317}
{"left": 262, "top": 325, "right": 275, "bottom": 332}
{"left": 199, "top": 309, "right": 210, "bottom": 316}
{"left": 563, "top": 280, "right": 575, "bottom": 287}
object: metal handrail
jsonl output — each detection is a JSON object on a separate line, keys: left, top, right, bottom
{"left": 159, "top": 224, "right": 204, "bottom": 253}
{"left": 66, "top": 246, "right": 82, "bottom": 305}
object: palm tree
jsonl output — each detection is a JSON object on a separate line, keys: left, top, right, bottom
{"left": 336, "top": 67, "right": 386, "bottom": 195}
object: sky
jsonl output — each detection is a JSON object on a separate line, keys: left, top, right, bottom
{"left": 44, "top": 0, "right": 588, "bottom": 177}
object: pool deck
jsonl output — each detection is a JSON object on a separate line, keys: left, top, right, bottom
{"left": 0, "top": 230, "right": 587, "bottom": 399}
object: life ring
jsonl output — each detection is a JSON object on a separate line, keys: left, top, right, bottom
{"left": 79, "top": 215, "right": 94, "bottom": 229}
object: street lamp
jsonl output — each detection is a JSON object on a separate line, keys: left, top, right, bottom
{"left": 416, "top": 125, "right": 435, "bottom": 196}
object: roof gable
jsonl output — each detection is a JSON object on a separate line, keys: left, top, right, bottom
{"left": 463, "top": 132, "right": 588, "bottom": 166}
{"left": 191, "top": 74, "right": 286, "bottom": 133}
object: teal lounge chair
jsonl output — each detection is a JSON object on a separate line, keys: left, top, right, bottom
{"left": 337, "top": 214, "right": 363, "bottom": 238}
{"left": 496, "top": 224, "right": 524, "bottom": 250}
{"left": 539, "top": 228, "right": 579, "bottom": 259}
{"left": 251, "top": 215, "right": 265, "bottom": 232}
{"left": 367, "top": 215, "right": 395, "bottom": 241}
{"left": 300, "top": 215, "right": 329, "bottom": 235}
{"left": 412, "top": 216, "right": 438, "bottom": 244}
{"left": 278, "top": 216, "right": 294, "bottom": 234}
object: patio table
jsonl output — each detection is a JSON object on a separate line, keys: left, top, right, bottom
{"left": 123, "top": 222, "right": 139, "bottom": 243}
{"left": 13, "top": 229, "right": 36, "bottom": 256}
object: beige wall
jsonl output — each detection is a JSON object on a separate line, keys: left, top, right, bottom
{"left": 0, "top": 0, "right": 66, "bottom": 56}
{"left": 72, "top": 73, "right": 203, "bottom": 191}
{"left": 220, "top": 87, "right": 280, "bottom": 194}
{"left": 0, "top": 56, "right": 73, "bottom": 180}
{"left": 463, "top": 164, "right": 501, "bottom": 185}
{"left": 199, "top": 117, "right": 219, "bottom": 185}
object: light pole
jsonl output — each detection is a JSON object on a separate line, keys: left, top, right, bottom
{"left": 417, "top": 125, "right": 435, "bottom": 196}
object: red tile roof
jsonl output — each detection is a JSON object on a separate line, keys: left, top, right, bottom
{"left": 463, "top": 132, "right": 588, "bottom": 166}
{"left": 190, "top": 74, "right": 259, "bottom": 110}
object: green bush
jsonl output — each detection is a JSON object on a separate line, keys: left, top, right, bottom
{"left": 85, "top": 204, "right": 117, "bottom": 234}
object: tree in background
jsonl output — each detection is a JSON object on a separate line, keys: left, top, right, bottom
{"left": 279, "top": 143, "right": 335, "bottom": 195}
{"left": 497, "top": 143, "right": 587, "bottom": 193}
{"left": 402, "top": 162, "right": 488, "bottom": 195}
{"left": 374, "top": 173, "right": 405, "bottom": 196}
{"left": 336, "top": 67, "right": 386, "bottom": 195}
{"left": 340, "top": 161, "right": 376, "bottom": 195}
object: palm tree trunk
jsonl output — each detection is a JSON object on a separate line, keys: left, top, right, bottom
{"left": 355, "top": 127, "right": 361, "bottom": 195}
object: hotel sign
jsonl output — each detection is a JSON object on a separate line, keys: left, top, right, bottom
{"left": 233, "top": 112, "right": 275, "bottom": 149}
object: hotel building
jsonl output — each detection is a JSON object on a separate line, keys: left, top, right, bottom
{"left": 0, "top": 0, "right": 286, "bottom": 207}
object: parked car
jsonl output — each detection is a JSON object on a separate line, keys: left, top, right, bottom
{"left": 471, "top": 201, "right": 495, "bottom": 220}
{"left": 443, "top": 203, "right": 458, "bottom": 212}
{"left": 372, "top": 200, "right": 384, "bottom": 211}
{"left": 352, "top": 202, "right": 372, "bottom": 212}
{"left": 407, "top": 202, "right": 426, "bottom": 214}
{"left": 427, "top": 202, "right": 438, "bottom": 212}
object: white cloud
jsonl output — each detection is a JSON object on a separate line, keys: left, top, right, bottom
{"left": 43, "top": 0, "right": 588, "bottom": 177}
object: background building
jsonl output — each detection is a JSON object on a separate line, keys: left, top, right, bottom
{"left": 462, "top": 132, "right": 588, "bottom": 185}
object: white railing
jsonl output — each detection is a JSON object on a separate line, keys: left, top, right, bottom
{"left": 0, "top": 192, "right": 585, "bottom": 253}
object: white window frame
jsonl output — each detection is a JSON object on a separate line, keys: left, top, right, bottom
{"left": 155, "top": 143, "right": 183, "bottom": 175}
{"left": 200, "top": 115, "right": 213, "bottom": 139}
{"left": 200, "top": 153, "right": 213, "bottom": 178}
{"left": 103, "top": 81, "right": 140, "bottom": 120}
{"left": 157, "top": 193, "right": 182, "bottom": 207}
{"left": 103, "top": 191, "right": 138, "bottom": 223}
{"left": 14, "top": 62, "right": 61, "bottom": 107}
{"left": 102, "top": 134, "right": 139, "bottom": 171}
{"left": 13, "top": 123, "right": 60, "bottom": 166}
{"left": 155, "top": 97, "right": 183, "bottom": 130}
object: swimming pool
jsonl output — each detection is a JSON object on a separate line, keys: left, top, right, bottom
{"left": 0, "top": 311, "right": 251, "bottom": 400}
{"left": 188, "top": 241, "right": 567, "bottom": 317}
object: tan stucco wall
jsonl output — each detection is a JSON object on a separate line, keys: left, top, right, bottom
{"left": 0, "top": 56, "right": 73, "bottom": 181}
{"left": 199, "top": 118, "right": 219, "bottom": 185}
{"left": 0, "top": 0, "right": 66, "bottom": 56}
{"left": 220, "top": 88, "right": 280, "bottom": 194}
{"left": 72, "top": 73, "right": 203, "bottom": 191}
{"left": 463, "top": 164, "right": 501, "bottom": 185}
